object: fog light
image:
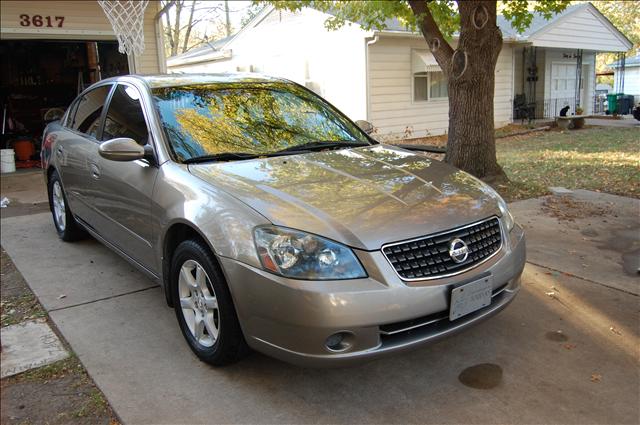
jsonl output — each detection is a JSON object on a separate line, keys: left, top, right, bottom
{"left": 325, "top": 332, "right": 353, "bottom": 352}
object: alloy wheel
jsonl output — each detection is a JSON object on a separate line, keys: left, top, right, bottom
{"left": 178, "top": 259, "right": 220, "bottom": 347}
{"left": 52, "top": 181, "right": 66, "bottom": 231}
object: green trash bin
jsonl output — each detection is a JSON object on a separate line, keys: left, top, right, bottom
{"left": 607, "top": 93, "right": 618, "bottom": 114}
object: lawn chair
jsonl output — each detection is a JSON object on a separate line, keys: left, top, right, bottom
{"left": 513, "top": 94, "right": 536, "bottom": 124}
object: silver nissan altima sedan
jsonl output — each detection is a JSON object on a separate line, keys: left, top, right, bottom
{"left": 41, "top": 74, "right": 525, "bottom": 367}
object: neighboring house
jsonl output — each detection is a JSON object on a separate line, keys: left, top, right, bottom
{"left": 167, "top": 3, "right": 632, "bottom": 139}
{"left": 607, "top": 51, "right": 640, "bottom": 96}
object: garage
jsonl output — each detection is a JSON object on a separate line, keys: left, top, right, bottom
{"left": 0, "top": 40, "right": 129, "bottom": 166}
{"left": 0, "top": 0, "right": 163, "bottom": 173}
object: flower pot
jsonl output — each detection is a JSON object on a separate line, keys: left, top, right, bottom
{"left": 13, "top": 139, "right": 35, "bottom": 161}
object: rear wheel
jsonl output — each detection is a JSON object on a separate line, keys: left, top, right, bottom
{"left": 48, "top": 170, "right": 86, "bottom": 241}
{"left": 171, "top": 239, "right": 248, "bottom": 366}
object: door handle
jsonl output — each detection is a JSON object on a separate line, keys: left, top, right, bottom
{"left": 90, "top": 163, "right": 101, "bottom": 180}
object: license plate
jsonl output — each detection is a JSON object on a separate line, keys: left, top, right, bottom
{"left": 449, "top": 276, "right": 493, "bottom": 321}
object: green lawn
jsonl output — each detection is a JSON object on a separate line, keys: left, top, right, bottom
{"left": 495, "top": 126, "right": 639, "bottom": 201}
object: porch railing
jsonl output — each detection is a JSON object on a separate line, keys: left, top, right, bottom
{"left": 514, "top": 95, "right": 607, "bottom": 121}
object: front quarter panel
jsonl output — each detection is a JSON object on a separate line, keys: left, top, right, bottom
{"left": 153, "top": 161, "right": 270, "bottom": 272}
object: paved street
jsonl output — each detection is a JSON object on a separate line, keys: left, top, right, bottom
{"left": 0, "top": 177, "right": 638, "bottom": 423}
{"left": 585, "top": 116, "right": 640, "bottom": 128}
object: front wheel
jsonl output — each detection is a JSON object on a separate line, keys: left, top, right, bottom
{"left": 171, "top": 239, "right": 248, "bottom": 366}
{"left": 48, "top": 170, "right": 86, "bottom": 241}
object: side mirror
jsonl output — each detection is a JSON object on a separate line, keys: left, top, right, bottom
{"left": 99, "top": 138, "right": 145, "bottom": 162}
{"left": 355, "top": 120, "right": 374, "bottom": 135}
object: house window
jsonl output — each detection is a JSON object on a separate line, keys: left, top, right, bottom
{"left": 412, "top": 50, "right": 448, "bottom": 101}
{"left": 429, "top": 71, "right": 448, "bottom": 99}
{"left": 413, "top": 71, "right": 448, "bottom": 101}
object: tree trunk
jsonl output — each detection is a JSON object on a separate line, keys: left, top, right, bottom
{"left": 409, "top": 0, "right": 505, "bottom": 180}
{"left": 181, "top": 0, "right": 196, "bottom": 53}
{"left": 163, "top": 2, "right": 175, "bottom": 55}
{"left": 446, "top": 1, "right": 504, "bottom": 180}
{"left": 171, "top": 1, "right": 183, "bottom": 57}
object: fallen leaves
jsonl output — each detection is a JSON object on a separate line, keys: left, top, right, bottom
{"left": 541, "top": 195, "right": 613, "bottom": 222}
{"left": 590, "top": 373, "right": 602, "bottom": 383}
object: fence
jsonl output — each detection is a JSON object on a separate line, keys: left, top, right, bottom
{"left": 514, "top": 95, "right": 607, "bottom": 121}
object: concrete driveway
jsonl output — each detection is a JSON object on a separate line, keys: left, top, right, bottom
{"left": 1, "top": 181, "right": 638, "bottom": 424}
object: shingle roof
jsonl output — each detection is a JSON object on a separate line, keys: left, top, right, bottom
{"left": 377, "top": 3, "right": 585, "bottom": 40}
{"left": 167, "top": 35, "right": 234, "bottom": 62}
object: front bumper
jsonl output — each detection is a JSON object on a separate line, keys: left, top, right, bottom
{"left": 220, "top": 225, "right": 526, "bottom": 367}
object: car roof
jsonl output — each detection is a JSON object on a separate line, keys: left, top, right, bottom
{"left": 126, "top": 73, "right": 290, "bottom": 89}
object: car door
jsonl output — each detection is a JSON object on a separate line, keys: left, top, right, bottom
{"left": 56, "top": 83, "right": 113, "bottom": 226}
{"left": 92, "top": 83, "right": 159, "bottom": 272}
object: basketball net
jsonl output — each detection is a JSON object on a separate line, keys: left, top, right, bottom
{"left": 98, "top": 0, "right": 150, "bottom": 57}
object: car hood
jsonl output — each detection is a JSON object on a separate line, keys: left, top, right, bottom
{"left": 189, "top": 145, "right": 502, "bottom": 250}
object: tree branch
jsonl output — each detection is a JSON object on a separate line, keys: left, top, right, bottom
{"left": 182, "top": 0, "right": 196, "bottom": 53}
{"left": 408, "top": 0, "right": 455, "bottom": 74}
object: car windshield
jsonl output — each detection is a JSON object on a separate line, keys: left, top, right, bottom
{"left": 152, "top": 82, "right": 371, "bottom": 162}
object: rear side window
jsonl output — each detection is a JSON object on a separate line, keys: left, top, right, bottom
{"left": 71, "top": 85, "right": 112, "bottom": 138}
{"left": 63, "top": 100, "right": 79, "bottom": 128}
{"left": 102, "top": 84, "right": 149, "bottom": 145}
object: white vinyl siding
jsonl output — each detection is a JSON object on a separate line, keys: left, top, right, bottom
{"left": 368, "top": 36, "right": 514, "bottom": 139}
{"left": 614, "top": 67, "right": 640, "bottom": 96}
{"left": 530, "top": 6, "right": 631, "bottom": 52}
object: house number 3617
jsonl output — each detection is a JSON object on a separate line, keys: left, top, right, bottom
{"left": 19, "top": 14, "right": 65, "bottom": 27}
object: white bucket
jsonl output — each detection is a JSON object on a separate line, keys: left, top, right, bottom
{"left": 1, "top": 148, "right": 16, "bottom": 173}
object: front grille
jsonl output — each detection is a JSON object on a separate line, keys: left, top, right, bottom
{"left": 382, "top": 217, "right": 502, "bottom": 280}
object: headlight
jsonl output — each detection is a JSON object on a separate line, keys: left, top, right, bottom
{"left": 253, "top": 226, "right": 367, "bottom": 280}
{"left": 497, "top": 196, "right": 515, "bottom": 232}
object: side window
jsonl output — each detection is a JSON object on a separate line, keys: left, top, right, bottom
{"left": 102, "top": 84, "right": 149, "bottom": 145}
{"left": 71, "top": 85, "right": 112, "bottom": 138}
{"left": 63, "top": 99, "right": 80, "bottom": 128}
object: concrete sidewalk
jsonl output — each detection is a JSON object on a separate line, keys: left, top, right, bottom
{"left": 1, "top": 191, "right": 638, "bottom": 423}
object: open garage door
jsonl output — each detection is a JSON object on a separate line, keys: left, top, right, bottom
{"left": 0, "top": 40, "right": 128, "bottom": 165}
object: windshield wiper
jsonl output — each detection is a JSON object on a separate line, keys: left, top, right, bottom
{"left": 183, "top": 141, "right": 371, "bottom": 164}
{"left": 183, "top": 152, "right": 261, "bottom": 164}
{"left": 274, "top": 140, "right": 370, "bottom": 154}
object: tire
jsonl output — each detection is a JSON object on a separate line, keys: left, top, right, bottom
{"left": 171, "top": 239, "right": 248, "bottom": 366}
{"left": 48, "top": 170, "right": 86, "bottom": 242}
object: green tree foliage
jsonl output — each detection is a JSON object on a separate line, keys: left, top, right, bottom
{"left": 590, "top": 1, "right": 639, "bottom": 82}
{"left": 255, "top": 0, "right": 572, "bottom": 179}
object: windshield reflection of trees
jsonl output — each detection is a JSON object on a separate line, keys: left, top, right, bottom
{"left": 153, "top": 83, "right": 368, "bottom": 161}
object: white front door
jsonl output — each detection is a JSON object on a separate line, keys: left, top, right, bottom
{"left": 550, "top": 62, "right": 577, "bottom": 102}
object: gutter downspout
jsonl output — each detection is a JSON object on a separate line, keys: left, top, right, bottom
{"left": 365, "top": 34, "right": 379, "bottom": 122}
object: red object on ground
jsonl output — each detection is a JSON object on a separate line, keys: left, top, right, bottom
{"left": 15, "top": 160, "right": 41, "bottom": 169}
{"left": 13, "top": 139, "right": 35, "bottom": 161}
